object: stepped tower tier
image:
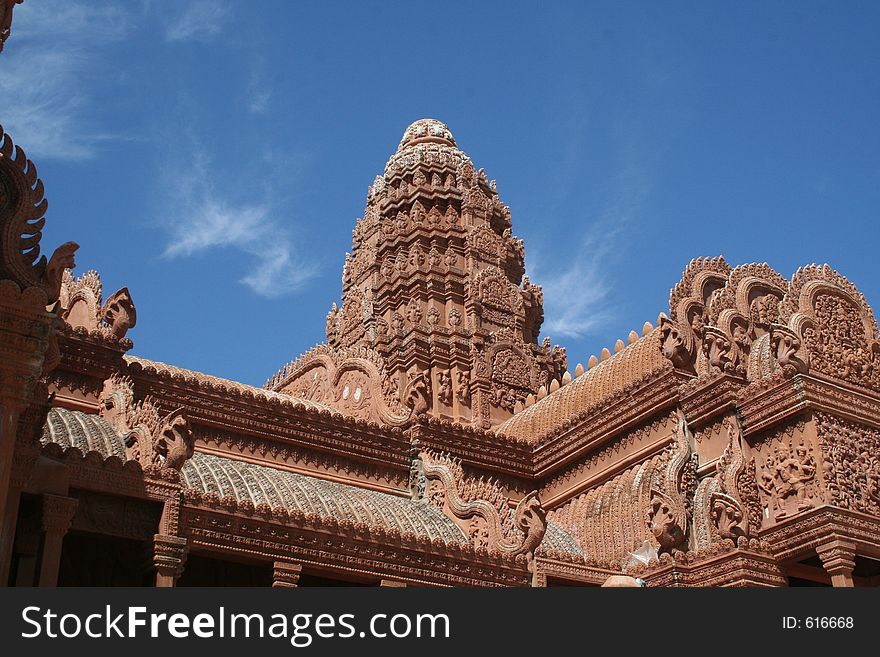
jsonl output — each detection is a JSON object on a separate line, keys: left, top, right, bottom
{"left": 266, "top": 119, "right": 566, "bottom": 428}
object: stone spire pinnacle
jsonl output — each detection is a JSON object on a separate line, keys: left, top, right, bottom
{"left": 269, "top": 120, "right": 566, "bottom": 429}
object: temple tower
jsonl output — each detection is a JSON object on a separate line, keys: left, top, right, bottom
{"left": 268, "top": 119, "right": 565, "bottom": 428}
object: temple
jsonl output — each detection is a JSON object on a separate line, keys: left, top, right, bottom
{"left": 2, "top": 16, "right": 880, "bottom": 587}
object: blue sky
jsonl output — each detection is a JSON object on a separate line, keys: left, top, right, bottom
{"left": 2, "top": 1, "right": 878, "bottom": 386}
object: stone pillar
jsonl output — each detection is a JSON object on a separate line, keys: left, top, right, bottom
{"left": 0, "top": 484, "right": 22, "bottom": 586}
{"left": 12, "top": 511, "right": 39, "bottom": 586}
{"left": 153, "top": 534, "right": 188, "bottom": 587}
{"left": 817, "top": 539, "right": 857, "bottom": 588}
{"left": 0, "top": 407, "right": 24, "bottom": 585}
{"left": 379, "top": 579, "right": 406, "bottom": 587}
{"left": 0, "top": 282, "right": 57, "bottom": 586}
{"left": 0, "top": 429, "right": 43, "bottom": 586}
{"left": 272, "top": 561, "right": 302, "bottom": 587}
{"left": 37, "top": 494, "right": 77, "bottom": 587}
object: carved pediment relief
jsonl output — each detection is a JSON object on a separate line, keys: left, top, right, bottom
{"left": 488, "top": 345, "right": 534, "bottom": 412}
{"left": 664, "top": 259, "right": 880, "bottom": 388}
{"left": 781, "top": 264, "right": 880, "bottom": 390}
{"left": 278, "top": 351, "right": 411, "bottom": 426}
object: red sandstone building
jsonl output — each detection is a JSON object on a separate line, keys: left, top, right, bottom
{"left": 2, "top": 9, "right": 879, "bottom": 587}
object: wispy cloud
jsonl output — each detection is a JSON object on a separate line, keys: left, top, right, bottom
{"left": 0, "top": 0, "right": 130, "bottom": 160}
{"left": 161, "top": 142, "right": 317, "bottom": 297}
{"left": 245, "top": 65, "right": 272, "bottom": 114}
{"left": 247, "top": 85, "right": 272, "bottom": 115}
{"left": 531, "top": 226, "right": 617, "bottom": 340}
{"left": 534, "top": 162, "right": 651, "bottom": 340}
{"left": 165, "top": 0, "right": 230, "bottom": 42}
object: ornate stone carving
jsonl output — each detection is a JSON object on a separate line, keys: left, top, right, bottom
{"left": 769, "top": 324, "right": 807, "bottom": 378}
{"left": 1, "top": 124, "right": 79, "bottom": 300}
{"left": 20, "top": 116, "right": 880, "bottom": 588}
{"left": 693, "top": 419, "right": 755, "bottom": 549}
{"left": 98, "top": 374, "right": 194, "bottom": 480}
{"left": 754, "top": 430, "right": 819, "bottom": 523}
{"left": 412, "top": 447, "right": 546, "bottom": 560}
{"left": 0, "top": 0, "right": 23, "bottom": 54}
{"left": 403, "top": 369, "right": 431, "bottom": 416}
{"left": 455, "top": 370, "right": 470, "bottom": 404}
{"left": 101, "top": 287, "right": 137, "bottom": 339}
{"left": 264, "top": 120, "right": 564, "bottom": 429}
{"left": 659, "top": 316, "right": 696, "bottom": 372}
{"left": 815, "top": 412, "right": 880, "bottom": 516}
{"left": 781, "top": 264, "right": 880, "bottom": 389}
{"left": 273, "top": 561, "right": 303, "bottom": 587}
{"left": 702, "top": 326, "right": 745, "bottom": 377}
{"left": 436, "top": 369, "right": 452, "bottom": 406}
{"left": 60, "top": 269, "right": 137, "bottom": 344}
{"left": 646, "top": 416, "right": 697, "bottom": 553}
{"left": 153, "top": 533, "right": 188, "bottom": 584}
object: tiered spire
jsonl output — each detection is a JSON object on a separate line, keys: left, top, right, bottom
{"left": 271, "top": 119, "right": 565, "bottom": 428}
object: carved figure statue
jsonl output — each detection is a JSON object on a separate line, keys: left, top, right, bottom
{"left": 772, "top": 444, "right": 816, "bottom": 517}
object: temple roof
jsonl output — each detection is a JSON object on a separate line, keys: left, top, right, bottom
{"left": 496, "top": 327, "right": 669, "bottom": 442}
{"left": 181, "top": 452, "right": 468, "bottom": 544}
{"left": 124, "top": 354, "right": 340, "bottom": 415}
{"left": 537, "top": 522, "right": 586, "bottom": 559}
{"left": 40, "top": 406, "right": 584, "bottom": 560}
{"left": 40, "top": 406, "right": 467, "bottom": 542}
{"left": 42, "top": 407, "right": 127, "bottom": 458}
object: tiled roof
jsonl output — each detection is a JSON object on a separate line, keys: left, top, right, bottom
{"left": 40, "top": 407, "right": 583, "bottom": 559}
{"left": 181, "top": 452, "right": 469, "bottom": 544}
{"left": 537, "top": 521, "right": 585, "bottom": 559}
{"left": 41, "top": 407, "right": 128, "bottom": 459}
{"left": 497, "top": 328, "right": 670, "bottom": 442}
{"left": 124, "top": 355, "right": 340, "bottom": 415}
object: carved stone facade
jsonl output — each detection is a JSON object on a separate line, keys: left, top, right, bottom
{"left": 1, "top": 109, "right": 880, "bottom": 586}
{"left": 267, "top": 120, "right": 565, "bottom": 430}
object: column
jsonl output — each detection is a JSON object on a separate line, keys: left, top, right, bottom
{"left": 0, "top": 407, "right": 23, "bottom": 585}
{"left": 1, "top": 438, "right": 42, "bottom": 586}
{"left": 816, "top": 539, "right": 857, "bottom": 588}
{"left": 272, "top": 561, "right": 302, "bottom": 587}
{"left": 153, "top": 534, "right": 188, "bottom": 587}
{"left": 37, "top": 494, "right": 78, "bottom": 587}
